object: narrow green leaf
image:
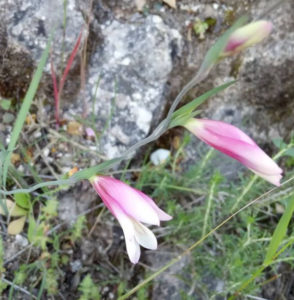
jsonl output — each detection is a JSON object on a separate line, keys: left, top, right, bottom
{"left": 172, "top": 81, "right": 236, "bottom": 120}
{"left": 28, "top": 215, "right": 37, "bottom": 243}
{"left": 2, "top": 32, "right": 54, "bottom": 185}
{"left": 0, "top": 150, "right": 12, "bottom": 167}
{"left": 72, "top": 157, "right": 122, "bottom": 181}
{"left": 168, "top": 110, "right": 202, "bottom": 129}
{"left": 264, "top": 196, "right": 294, "bottom": 266}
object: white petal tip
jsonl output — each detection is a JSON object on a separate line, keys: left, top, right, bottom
{"left": 160, "top": 215, "right": 173, "bottom": 221}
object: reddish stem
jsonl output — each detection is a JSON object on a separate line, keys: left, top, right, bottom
{"left": 59, "top": 30, "right": 83, "bottom": 97}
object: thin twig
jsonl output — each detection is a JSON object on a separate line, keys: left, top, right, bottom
{"left": 1, "top": 278, "right": 38, "bottom": 299}
{"left": 35, "top": 143, "right": 59, "bottom": 179}
{"left": 88, "top": 206, "right": 105, "bottom": 237}
{"left": 4, "top": 244, "right": 34, "bottom": 265}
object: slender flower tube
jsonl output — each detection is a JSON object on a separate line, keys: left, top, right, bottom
{"left": 90, "top": 175, "right": 172, "bottom": 263}
{"left": 183, "top": 119, "right": 283, "bottom": 186}
{"left": 221, "top": 21, "right": 273, "bottom": 57}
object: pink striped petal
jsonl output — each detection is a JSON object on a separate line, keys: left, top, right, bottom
{"left": 185, "top": 119, "right": 256, "bottom": 145}
{"left": 135, "top": 189, "right": 172, "bottom": 221}
{"left": 94, "top": 176, "right": 160, "bottom": 225}
{"left": 184, "top": 119, "right": 282, "bottom": 186}
{"left": 131, "top": 218, "right": 158, "bottom": 250}
{"left": 204, "top": 136, "right": 281, "bottom": 176}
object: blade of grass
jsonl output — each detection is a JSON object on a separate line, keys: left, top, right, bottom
{"left": 92, "top": 74, "right": 102, "bottom": 127}
{"left": 61, "top": 0, "right": 68, "bottom": 70}
{"left": 263, "top": 195, "right": 294, "bottom": 266}
{"left": 2, "top": 32, "right": 54, "bottom": 186}
{"left": 228, "top": 235, "right": 294, "bottom": 300}
{"left": 19, "top": 145, "right": 50, "bottom": 193}
{"left": 99, "top": 78, "right": 118, "bottom": 141}
{"left": 171, "top": 80, "right": 236, "bottom": 120}
{"left": 50, "top": 50, "right": 60, "bottom": 126}
{"left": 118, "top": 176, "right": 294, "bottom": 300}
{"left": 37, "top": 267, "right": 47, "bottom": 300}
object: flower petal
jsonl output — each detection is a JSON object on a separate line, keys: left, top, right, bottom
{"left": 184, "top": 119, "right": 283, "bottom": 185}
{"left": 185, "top": 119, "right": 256, "bottom": 145}
{"left": 249, "top": 169, "right": 282, "bottom": 186}
{"left": 126, "top": 237, "right": 141, "bottom": 264}
{"left": 135, "top": 189, "right": 172, "bottom": 221}
{"left": 131, "top": 218, "right": 158, "bottom": 250}
{"left": 103, "top": 197, "right": 141, "bottom": 263}
{"left": 94, "top": 176, "right": 160, "bottom": 225}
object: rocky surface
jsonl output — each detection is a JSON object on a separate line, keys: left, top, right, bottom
{"left": 0, "top": 0, "right": 294, "bottom": 298}
{"left": 0, "top": 0, "right": 182, "bottom": 159}
{"left": 1, "top": 0, "right": 293, "bottom": 156}
{"left": 164, "top": 0, "right": 294, "bottom": 147}
{"left": 69, "top": 13, "right": 181, "bottom": 159}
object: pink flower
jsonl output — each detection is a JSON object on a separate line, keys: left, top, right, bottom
{"left": 90, "top": 175, "right": 172, "bottom": 263}
{"left": 221, "top": 21, "right": 273, "bottom": 57}
{"left": 183, "top": 119, "right": 283, "bottom": 186}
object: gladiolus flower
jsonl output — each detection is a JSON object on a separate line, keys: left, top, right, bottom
{"left": 183, "top": 119, "right": 282, "bottom": 186}
{"left": 90, "top": 175, "right": 172, "bottom": 263}
{"left": 221, "top": 21, "right": 273, "bottom": 57}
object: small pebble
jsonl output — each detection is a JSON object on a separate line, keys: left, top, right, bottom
{"left": 15, "top": 234, "right": 29, "bottom": 247}
{"left": 150, "top": 149, "right": 170, "bottom": 166}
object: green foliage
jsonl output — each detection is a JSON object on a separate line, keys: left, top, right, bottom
{"left": 45, "top": 268, "right": 59, "bottom": 295}
{"left": 78, "top": 275, "right": 100, "bottom": 300}
{"left": 27, "top": 216, "right": 51, "bottom": 249}
{"left": 71, "top": 215, "right": 86, "bottom": 242}
{"left": 117, "top": 281, "right": 125, "bottom": 297}
{"left": 0, "top": 99, "right": 11, "bottom": 110}
{"left": 2, "top": 32, "right": 54, "bottom": 185}
{"left": 193, "top": 19, "right": 209, "bottom": 39}
{"left": 136, "top": 286, "right": 148, "bottom": 300}
{"left": 14, "top": 271, "right": 26, "bottom": 285}
{"left": 41, "top": 199, "right": 59, "bottom": 219}
{"left": 126, "top": 138, "right": 294, "bottom": 299}
{"left": 170, "top": 81, "right": 235, "bottom": 128}
{"left": 264, "top": 196, "right": 294, "bottom": 266}
{"left": 0, "top": 237, "right": 4, "bottom": 275}
{"left": 14, "top": 193, "right": 31, "bottom": 209}
{"left": 0, "top": 281, "right": 7, "bottom": 295}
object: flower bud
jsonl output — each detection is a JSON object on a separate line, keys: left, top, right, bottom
{"left": 221, "top": 21, "right": 273, "bottom": 57}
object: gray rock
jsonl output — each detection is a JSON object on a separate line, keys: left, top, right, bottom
{"left": 1, "top": 0, "right": 181, "bottom": 159}
{"left": 146, "top": 246, "right": 225, "bottom": 300}
{"left": 2, "top": 0, "right": 84, "bottom": 67}
{"left": 68, "top": 14, "right": 181, "bottom": 158}
{"left": 203, "top": 0, "right": 294, "bottom": 145}
{"left": 167, "top": 0, "right": 294, "bottom": 148}
{"left": 0, "top": 0, "right": 86, "bottom": 105}
{"left": 146, "top": 246, "right": 192, "bottom": 300}
{"left": 58, "top": 181, "right": 98, "bottom": 224}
